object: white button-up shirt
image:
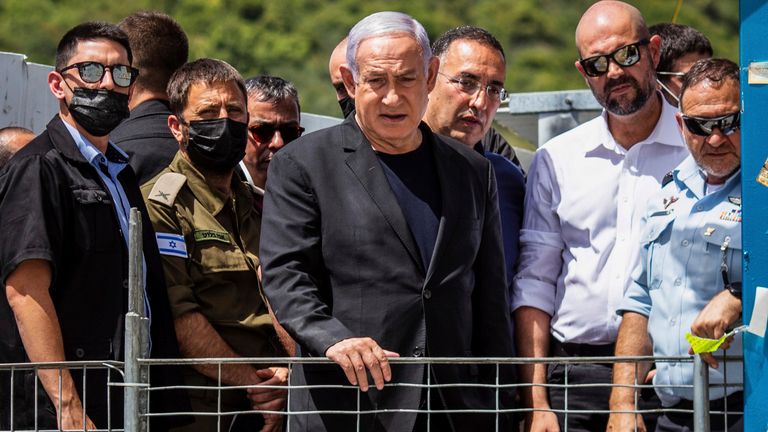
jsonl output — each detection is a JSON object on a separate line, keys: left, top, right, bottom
{"left": 512, "top": 98, "right": 689, "bottom": 344}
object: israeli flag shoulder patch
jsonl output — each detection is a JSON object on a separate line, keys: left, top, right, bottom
{"left": 156, "top": 233, "right": 188, "bottom": 258}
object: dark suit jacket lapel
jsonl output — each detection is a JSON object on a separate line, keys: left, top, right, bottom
{"left": 424, "top": 126, "right": 460, "bottom": 286}
{"left": 342, "top": 118, "right": 425, "bottom": 275}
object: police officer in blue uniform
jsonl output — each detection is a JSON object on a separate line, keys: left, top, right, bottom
{"left": 608, "top": 58, "right": 743, "bottom": 432}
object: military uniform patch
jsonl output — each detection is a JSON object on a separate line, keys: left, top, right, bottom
{"left": 157, "top": 233, "right": 188, "bottom": 258}
{"left": 194, "top": 230, "right": 231, "bottom": 244}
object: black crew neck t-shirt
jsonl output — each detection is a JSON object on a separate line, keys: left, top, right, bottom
{"left": 376, "top": 141, "right": 442, "bottom": 270}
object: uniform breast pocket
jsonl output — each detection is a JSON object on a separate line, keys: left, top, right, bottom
{"left": 71, "top": 188, "right": 120, "bottom": 251}
{"left": 642, "top": 211, "right": 675, "bottom": 290}
{"left": 700, "top": 225, "right": 742, "bottom": 289}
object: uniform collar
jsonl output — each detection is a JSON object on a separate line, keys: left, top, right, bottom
{"left": 169, "top": 152, "right": 252, "bottom": 216}
{"left": 674, "top": 155, "right": 741, "bottom": 199}
{"left": 593, "top": 92, "right": 686, "bottom": 153}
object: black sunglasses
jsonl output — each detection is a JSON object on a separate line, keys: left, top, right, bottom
{"left": 579, "top": 39, "right": 650, "bottom": 77}
{"left": 59, "top": 61, "right": 138, "bottom": 88}
{"left": 681, "top": 112, "right": 741, "bottom": 137}
{"left": 249, "top": 123, "right": 305, "bottom": 144}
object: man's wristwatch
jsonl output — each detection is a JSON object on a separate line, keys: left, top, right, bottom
{"left": 725, "top": 281, "right": 742, "bottom": 300}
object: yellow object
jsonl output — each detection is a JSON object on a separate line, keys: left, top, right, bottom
{"left": 686, "top": 325, "right": 749, "bottom": 354}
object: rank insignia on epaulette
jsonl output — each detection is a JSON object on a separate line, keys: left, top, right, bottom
{"left": 662, "top": 171, "right": 674, "bottom": 186}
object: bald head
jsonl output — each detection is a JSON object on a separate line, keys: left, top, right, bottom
{"left": 329, "top": 37, "right": 349, "bottom": 101}
{"left": 572, "top": 0, "right": 660, "bottom": 120}
{"left": 0, "top": 127, "right": 34, "bottom": 169}
{"left": 575, "top": 1, "right": 649, "bottom": 57}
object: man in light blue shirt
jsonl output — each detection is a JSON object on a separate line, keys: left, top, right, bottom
{"left": 609, "top": 58, "right": 743, "bottom": 432}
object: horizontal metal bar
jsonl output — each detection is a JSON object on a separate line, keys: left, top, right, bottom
{"left": 131, "top": 355, "right": 705, "bottom": 366}
{"left": 0, "top": 360, "right": 123, "bottom": 369}
{"left": 501, "top": 89, "right": 602, "bottom": 113}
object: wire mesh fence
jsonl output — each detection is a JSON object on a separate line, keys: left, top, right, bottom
{"left": 0, "top": 210, "right": 745, "bottom": 432}
{"left": 0, "top": 354, "right": 745, "bottom": 432}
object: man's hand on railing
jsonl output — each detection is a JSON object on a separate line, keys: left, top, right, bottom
{"left": 247, "top": 366, "right": 289, "bottom": 432}
{"left": 325, "top": 337, "right": 400, "bottom": 391}
{"left": 57, "top": 396, "right": 97, "bottom": 431}
{"left": 606, "top": 406, "right": 646, "bottom": 432}
{"left": 688, "top": 289, "right": 742, "bottom": 369}
{"left": 525, "top": 409, "right": 560, "bottom": 432}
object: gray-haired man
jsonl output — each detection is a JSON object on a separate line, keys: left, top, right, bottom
{"left": 260, "top": 11, "right": 514, "bottom": 432}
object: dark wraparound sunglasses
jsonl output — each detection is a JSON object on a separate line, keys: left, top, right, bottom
{"left": 249, "top": 123, "right": 305, "bottom": 143}
{"left": 58, "top": 61, "right": 139, "bottom": 88}
{"left": 681, "top": 112, "right": 740, "bottom": 137}
{"left": 579, "top": 39, "right": 650, "bottom": 77}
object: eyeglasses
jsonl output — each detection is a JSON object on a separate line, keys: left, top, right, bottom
{"left": 249, "top": 123, "right": 305, "bottom": 144}
{"left": 681, "top": 112, "right": 740, "bottom": 137}
{"left": 58, "top": 61, "right": 139, "bottom": 88}
{"left": 579, "top": 39, "right": 650, "bottom": 77}
{"left": 438, "top": 72, "right": 507, "bottom": 102}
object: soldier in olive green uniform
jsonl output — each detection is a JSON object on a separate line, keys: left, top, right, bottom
{"left": 142, "top": 59, "right": 288, "bottom": 432}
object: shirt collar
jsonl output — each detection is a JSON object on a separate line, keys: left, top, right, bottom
{"left": 674, "top": 155, "right": 741, "bottom": 199}
{"left": 592, "top": 93, "right": 686, "bottom": 153}
{"left": 238, "top": 160, "right": 265, "bottom": 196}
{"left": 62, "top": 119, "right": 129, "bottom": 167}
{"left": 170, "top": 152, "right": 252, "bottom": 216}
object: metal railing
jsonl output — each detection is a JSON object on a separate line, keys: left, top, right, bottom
{"left": 1, "top": 355, "right": 743, "bottom": 432}
{"left": 0, "top": 210, "right": 745, "bottom": 432}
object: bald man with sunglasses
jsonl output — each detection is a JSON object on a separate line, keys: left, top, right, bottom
{"left": 512, "top": 2, "right": 689, "bottom": 431}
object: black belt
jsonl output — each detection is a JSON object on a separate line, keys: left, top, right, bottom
{"left": 550, "top": 337, "right": 615, "bottom": 357}
{"left": 671, "top": 391, "right": 743, "bottom": 412}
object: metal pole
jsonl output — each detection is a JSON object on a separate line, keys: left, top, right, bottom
{"left": 693, "top": 354, "right": 710, "bottom": 432}
{"left": 125, "top": 208, "right": 150, "bottom": 432}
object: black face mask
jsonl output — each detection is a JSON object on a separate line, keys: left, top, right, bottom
{"left": 338, "top": 96, "right": 355, "bottom": 118}
{"left": 68, "top": 88, "right": 130, "bottom": 136}
{"left": 185, "top": 117, "right": 248, "bottom": 173}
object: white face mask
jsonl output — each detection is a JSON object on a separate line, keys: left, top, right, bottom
{"left": 656, "top": 77, "right": 681, "bottom": 106}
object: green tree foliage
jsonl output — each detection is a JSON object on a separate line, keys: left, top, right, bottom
{"left": 0, "top": 0, "right": 738, "bottom": 116}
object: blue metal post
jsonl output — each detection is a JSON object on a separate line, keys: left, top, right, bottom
{"left": 741, "top": 2, "right": 768, "bottom": 431}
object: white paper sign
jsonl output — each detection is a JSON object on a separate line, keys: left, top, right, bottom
{"left": 747, "top": 287, "right": 768, "bottom": 337}
{"left": 748, "top": 62, "right": 768, "bottom": 85}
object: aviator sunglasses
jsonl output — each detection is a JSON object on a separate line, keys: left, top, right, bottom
{"left": 249, "top": 123, "right": 306, "bottom": 143}
{"left": 579, "top": 39, "right": 650, "bottom": 77}
{"left": 681, "top": 112, "right": 741, "bottom": 137}
{"left": 58, "top": 61, "right": 139, "bottom": 88}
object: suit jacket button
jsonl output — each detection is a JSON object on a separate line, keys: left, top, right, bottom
{"left": 75, "top": 348, "right": 85, "bottom": 358}
{"left": 423, "top": 289, "right": 432, "bottom": 299}
{"left": 413, "top": 347, "right": 423, "bottom": 357}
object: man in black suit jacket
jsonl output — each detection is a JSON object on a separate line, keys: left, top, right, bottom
{"left": 111, "top": 11, "right": 188, "bottom": 185}
{"left": 260, "top": 11, "right": 514, "bottom": 432}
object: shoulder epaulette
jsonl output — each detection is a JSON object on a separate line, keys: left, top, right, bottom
{"left": 662, "top": 171, "right": 674, "bottom": 187}
{"left": 148, "top": 172, "right": 187, "bottom": 207}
